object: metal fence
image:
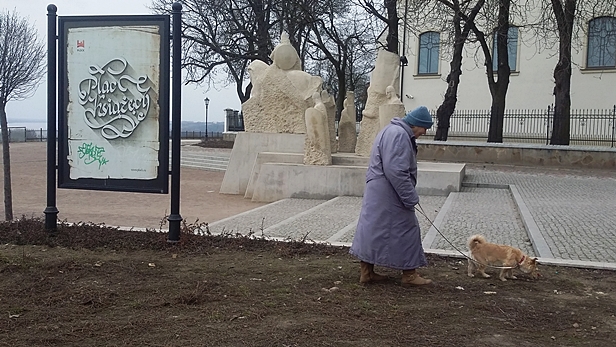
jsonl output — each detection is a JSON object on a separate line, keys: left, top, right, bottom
{"left": 226, "top": 113, "right": 244, "bottom": 131}
{"left": 425, "top": 106, "right": 616, "bottom": 147}
{"left": 20, "top": 129, "right": 223, "bottom": 141}
{"left": 15, "top": 106, "right": 616, "bottom": 147}
{"left": 176, "top": 131, "right": 223, "bottom": 139}
{"left": 1, "top": 127, "right": 27, "bottom": 142}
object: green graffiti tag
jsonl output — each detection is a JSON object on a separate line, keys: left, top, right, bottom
{"left": 77, "top": 142, "right": 109, "bottom": 169}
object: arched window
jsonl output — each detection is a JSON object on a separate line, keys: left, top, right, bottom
{"left": 587, "top": 17, "right": 616, "bottom": 68}
{"left": 418, "top": 31, "right": 440, "bottom": 74}
{"left": 492, "top": 26, "right": 519, "bottom": 71}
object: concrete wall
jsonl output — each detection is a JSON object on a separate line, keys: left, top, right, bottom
{"left": 417, "top": 140, "right": 616, "bottom": 169}
{"left": 245, "top": 152, "right": 466, "bottom": 202}
{"left": 219, "top": 132, "right": 305, "bottom": 195}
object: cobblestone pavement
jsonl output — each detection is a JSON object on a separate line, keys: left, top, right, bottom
{"left": 185, "top": 137, "right": 614, "bottom": 264}
{"left": 427, "top": 187, "right": 535, "bottom": 256}
{"left": 185, "top": 146, "right": 616, "bottom": 264}
{"left": 463, "top": 165, "right": 616, "bottom": 263}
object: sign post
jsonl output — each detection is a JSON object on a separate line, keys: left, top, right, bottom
{"left": 46, "top": 3, "right": 182, "bottom": 243}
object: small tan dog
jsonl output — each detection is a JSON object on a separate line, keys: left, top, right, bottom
{"left": 467, "top": 234, "right": 540, "bottom": 281}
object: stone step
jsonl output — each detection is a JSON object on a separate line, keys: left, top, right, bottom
{"left": 259, "top": 196, "right": 362, "bottom": 241}
{"left": 206, "top": 195, "right": 449, "bottom": 245}
{"left": 206, "top": 196, "right": 379, "bottom": 245}
{"left": 182, "top": 157, "right": 229, "bottom": 168}
{"left": 168, "top": 152, "right": 230, "bottom": 171}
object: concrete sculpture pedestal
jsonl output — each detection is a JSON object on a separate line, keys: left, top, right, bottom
{"left": 219, "top": 132, "right": 305, "bottom": 195}
{"left": 221, "top": 134, "right": 466, "bottom": 202}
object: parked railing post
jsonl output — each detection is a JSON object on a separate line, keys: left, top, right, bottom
{"left": 612, "top": 105, "right": 616, "bottom": 147}
{"left": 546, "top": 105, "right": 551, "bottom": 145}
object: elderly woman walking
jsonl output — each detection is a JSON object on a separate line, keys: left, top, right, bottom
{"left": 350, "top": 106, "right": 434, "bottom": 286}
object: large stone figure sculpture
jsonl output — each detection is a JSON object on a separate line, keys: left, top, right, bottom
{"left": 304, "top": 91, "right": 332, "bottom": 165}
{"left": 354, "top": 49, "right": 402, "bottom": 156}
{"left": 338, "top": 92, "right": 357, "bottom": 153}
{"left": 242, "top": 32, "right": 323, "bottom": 134}
{"left": 379, "top": 85, "right": 406, "bottom": 128}
{"left": 322, "top": 91, "right": 338, "bottom": 153}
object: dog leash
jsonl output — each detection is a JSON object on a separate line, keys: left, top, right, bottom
{"left": 416, "top": 203, "right": 518, "bottom": 270}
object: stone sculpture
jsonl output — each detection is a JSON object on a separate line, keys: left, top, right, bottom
{"left": 322, "top": 90, "right": 338, "bottom": 153}
{"left": 242, "top": 32, "right": 323, "bottom": 134}
{"left": 304, "top": 91, "right": 332, "bottom": 165}
{"left": 354, "top": 49, "right": 402, "bottom": 156}
{"left": 379, "top": 85, "right": 406, "bottom": 128}
{"left": 338, "top": 92, "right": 357, "bottom": 153}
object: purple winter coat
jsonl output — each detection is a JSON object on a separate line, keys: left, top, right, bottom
{"left": 349, "top": 117, "right": 427, "bottom": 270}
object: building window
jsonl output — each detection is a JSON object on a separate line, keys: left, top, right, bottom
{"left": 587, "top": 17, "right": 616, "bottom": 68}
{"left": 418, "top": 31, "right": 440, "bottom": 74}
{"left": 492, "top": 26, "right": 519, "bottom": 71}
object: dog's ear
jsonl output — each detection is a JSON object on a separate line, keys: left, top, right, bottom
{"left": 532, "top": 257, "right": 538, "bottom": 263}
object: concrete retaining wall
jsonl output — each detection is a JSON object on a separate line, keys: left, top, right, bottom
{"left": 417, "top": 140, "right": 616, "bottom": 169}
{"left": 246, "top": 152, "right": 466, "bottom": 202}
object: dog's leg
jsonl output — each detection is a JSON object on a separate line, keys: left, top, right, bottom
{"left": 508, "top": 269, "right": 517, "bottom": 280}
{"left": 467, "top": 259, "right": 475, "bottom": 277}
{"left": 499, "top": 269, "right": 508, "bottom": 281}
{"left": 478, "top": 264, "right": 491, "bottom": 278}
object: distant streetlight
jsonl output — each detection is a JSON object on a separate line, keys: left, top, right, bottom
{"left": 204, "top": 97, "right": 210, "bottom": 139}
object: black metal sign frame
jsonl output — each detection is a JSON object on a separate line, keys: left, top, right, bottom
{"left": 57, "top": 15, "right": 170, "bottom": 194}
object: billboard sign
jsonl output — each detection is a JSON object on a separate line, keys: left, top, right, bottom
{"left": 57, "top": 16, "right": 170, "bottom": 193}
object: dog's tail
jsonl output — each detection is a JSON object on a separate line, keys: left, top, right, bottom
{"left": 467, "top": 234, "right": 487, "bottom": 251}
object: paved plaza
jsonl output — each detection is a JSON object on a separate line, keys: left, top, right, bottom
{"left": 5, "top": 141, "right": 616, "bottom": 270}
{"left": 205, "top": 147, "right": 616, "bottom": 270}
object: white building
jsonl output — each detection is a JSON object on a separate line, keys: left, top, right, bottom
{"left": 399, "top": 10, "right": 616, "bottom": 113}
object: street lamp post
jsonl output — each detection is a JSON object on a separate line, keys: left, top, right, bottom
{"left": 204, "top": 97, "right": 210, "bottom": 139}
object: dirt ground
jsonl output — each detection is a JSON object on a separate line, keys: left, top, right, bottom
{"left": 1, "top": 219, "right": 615, "bottom": 347}
{"left": 2, "top": 141, "right": 265, "bottom": 229}
{"left": 2, "top": 140, "right": 616, "bottom": 346}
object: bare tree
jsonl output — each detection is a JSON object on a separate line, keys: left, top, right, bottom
{"left": 357, "top": 0, "right": 400, "bottom": 53}
{"left": 431, "top": 0, "right": 486, "bottom": 141}
{"left": 0, "top": 10, "right": 46, "bottom": 221}
{"left": 530, "top": 0, "right": 616, "bottom": 145}
{"left": 150, "top": 0, "right": 336, "bottom": 103}
{"left": 150, "top": 0, "right": 280, "bottom": 103}
{"left": 548, "top": 0, "right": 576, "bottom": 145}
{"left": 403, "top": 0, "right": 522, "bottom": 142}
{"left": 442, "top": 0, "right": 529, "bottom": 142}
{"left": 302, "top": 2, "right": 377, "bottom": 119}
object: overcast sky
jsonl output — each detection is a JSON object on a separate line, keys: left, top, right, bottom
{"left": 3, "top": 0, "right": 241, "bottom": 127}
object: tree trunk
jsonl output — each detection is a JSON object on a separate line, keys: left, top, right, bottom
{"left": 385, "top": 0, "right": 399, "bottom": 54}
{"left": 487, "top": 0, "right": 511, "bottom": 143}
{"left": 434, "top": 57, "right": 462, "bottom": 141}
{"left": 0, "top": 105, "right": 13, "bottom": 221}
{"left": 434, "top": 0, "right": 485, "bottom": 141}
{"left": 488, "top": 95, "right": 506, "bottom": 143}
{"left": 336, "top": 71, "right": 347, "bottom": 121}
{"left": 551, "top": 60, "right": 572, "bottom": 145}
{"left": 435, "top": 14, "right": 464, "bottom": 141}
{"left": 549, "top": 0, "right": 575, "bottom": 146}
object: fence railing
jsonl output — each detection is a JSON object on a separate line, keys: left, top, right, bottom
{"left": 18, "top": 129, "right": 223, "bottom": 142}
{"left": 14, "top": 106, "right": 616, "bottom": 148}
{"left": 424, "top": 106, "right": 616, "bottom": 147}
{"left": 174, "top": 131, "right": 223, "bottom": 139}
{"left": 226, "top": 113, "right": 244, "bottom": 132}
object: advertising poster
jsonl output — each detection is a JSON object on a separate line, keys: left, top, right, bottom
{"left": 58, "top": 17, "right": 169, "bottom": 193}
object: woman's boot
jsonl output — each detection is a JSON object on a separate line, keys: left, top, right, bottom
{"left": 359, "top": 261, "right": 388, "bottom": 283}
{"left": 401, "top": 269, "right": 432, "bottom": 286}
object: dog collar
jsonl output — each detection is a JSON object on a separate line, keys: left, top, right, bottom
{"left": 518, "top": 255, "right": 525, "bottom": 265}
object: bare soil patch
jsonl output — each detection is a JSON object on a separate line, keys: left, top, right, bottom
{"left": 1, "top": 219, "right": 615, "bottom": 347}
